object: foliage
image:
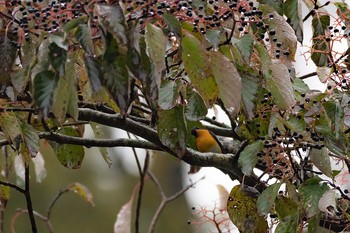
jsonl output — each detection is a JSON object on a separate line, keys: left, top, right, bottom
{"left": 1, "top": 0, "right": 350, "bottom": 232}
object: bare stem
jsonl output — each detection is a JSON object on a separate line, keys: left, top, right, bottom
{"left": 24, "top": 164, "right": 37, "bottom": 233}
{"left": 147, "top": 173, "right": 205, "bottom": 233}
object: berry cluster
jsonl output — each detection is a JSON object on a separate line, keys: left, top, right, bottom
{"left": 2, "top": 0, "right": 106, "bottom": 47}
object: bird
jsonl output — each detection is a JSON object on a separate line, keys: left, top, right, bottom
{"left": 191, "top": 127, "right": 225, "bottom": 154}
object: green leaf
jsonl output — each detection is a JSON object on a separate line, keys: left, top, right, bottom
{"left": 19, "top": 120, "right": 40, "bottom": 157}
{"left": 49, "top": 42, "right": 67, "bottom": 76}
{"left": 158, "top": 106, "right": 187, "bottom": 157}
{"left": 284, "top": 0, "right": 303, "bottom": 43}
{"left": 84, "top": 54, "right": 103, "bottom": 92}
{"left": 0, "top": 31, "right": 17, "bottom": 91}
{"left": 260, "top": 0, "right": 283, "bottom": 15}
{"left": 97, "top": 33, "right": 130, "bottom": 115}
{"left": 210, "top": 51, "right": 242, "bottom": 116}
{"left": 322, "top": 101, "right": 343, "bottom": 138}
{"left": 182, "top": 30, "right": 218, "bottom": 105}
{"left": 275, "top": 196, "right": 298, "bottom": 219}
{"left": 158, "top": 79, "right": 180, "bottom": 110}
{"left": 96, "top": 3, "right": 128, "bottom": 45}
{"left": 311, "top": 15, "right": 330, "bottom": 67}
{"left": 63, "top": 16, "right": 87, "bottom": 34}
{"left": 52, "top": 56, "right": 79, "bottom": 122}
{"left": 238, "top": 140, "right": 263, "bottom": 176}
{"left": 257, "top": 182, "right": 282, "bottom": 216}
{"left": 293, "top": 77, "right": 310, "bottom": 94}
{"left": 299, "top": 177, "right": 329, "bottom": 218}
{"left": 163, "top": 14, "right": 182, "bottom": 39}
{"left": 309, "top": 147, "right": 332, "bottom": 178}
{"left": 50, "top": 127, "right": 85, "bottom": 169}
{"left": 255, "top": 43, "right": 272, "bottom": 77}
{"left": 34, "top": 70, "right": 58, "bottom": 117}
{"left": 184, "top": 90, "right": 207, "bottom": 121}
{"left": 266, "top": 60, "right": 296, "bottom": 110}
{"left": 126, "top": 46, "right": 151, "bottom": 83}
{"left": 205, "top": 29, "right": 221, "bottom": 49}
{"left": 241, "top": 74, "right": 260, "bottom": 120}
{"left": 75, "top": 24, "right": 94, "bottom": 55}
{"left": 0, "top": 177, "right": 10, "bottom": 208}
{"left": 275, "top": 212, "right": 298, "bottom": 233}
{"left": 232, "top": 34, "right": 254, "bottom": 64}
{"left": 12, "top": 38, "right": 41, "bottom": 93}
{"left": 145, "top": 23, "right": 166, "bottom": 82}
{"left": 67, "top": 182, "right": 94, "bottom": 206}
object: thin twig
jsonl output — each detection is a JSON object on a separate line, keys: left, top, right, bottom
{"left": 24, "top": 164, "right": 37, "bottom": 233}
{"left": 11, "top": 209, "right": 53, "bottom": 233}
{"left": 147, "top": 173, "right": 205, "bottom": 233}
{"left": 47, "top": 189, "right": 70, "bottom": 220}
{"left": 135, "top": 151, "right": 150, "bottom": 233}
{"left": 0, "top": 180, "right": 25, "bottom": 193}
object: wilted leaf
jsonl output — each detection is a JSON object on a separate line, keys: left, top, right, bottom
{"left": 0, "top": 112, "right": 21, "bottom": 148}
{"left": 0, "top": 179, "right": 10, "bottom": 208}
{"left": 114, "top": 184, "right": 139, "bottom": 233}
{"left": 14, "top": 155, "right": 25, "bottom": 186}
{"left": 90, "top": 123, "right": 112, "bottom": 167}
{"left": 67, "top": 182, "right": 94, "bottom": 206}
{"left": 227, "top": 185, "right": 268, "bottom": 233}
{"left": 238, "top": 140, "right": 263, "bottom": 176}
{"left": 266, "top": 60, "right": 296, "bottom": 110}
{"left": 257, "top": 182, "right": 282, "bottom": 216}
{"left": 32, "top": 152, "right": 47, "bottom": 183}
{"left": 260, "top": 5, "right": 297, "bottom": 60}
{"left": 275, "top": 196, "right": 298, "bottom": 219}
{"left": 216, "top": 184, "right": 229, "bottom": 211}
{"left": 158, "top": 106, "right": 187, "bottom": 156}
{"left": 182, "top": 30, "right": 218, "bottom": 105}
{"left": 210, "top": 51, "right": 242, "bottom": 116}
{"left": 318, "top": 190, "right": 336, "bottom": 216}
{"left": 309, "top": 147, "right": 332, "bottom": 178}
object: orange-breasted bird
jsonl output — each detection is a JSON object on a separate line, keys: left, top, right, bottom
{"left": 191, "top": 127, "right": 225, "bottom": 154}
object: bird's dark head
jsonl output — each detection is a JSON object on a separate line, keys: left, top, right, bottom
{"left": 191, "top": 127, "right": 199, "bottom": 136}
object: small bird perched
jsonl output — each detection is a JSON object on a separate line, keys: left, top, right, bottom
{"left": 191, "top": 127, "right": 225, "bottom": 154}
